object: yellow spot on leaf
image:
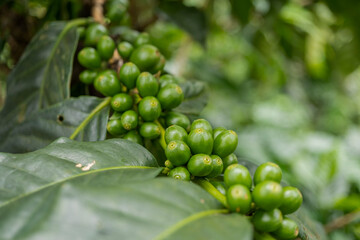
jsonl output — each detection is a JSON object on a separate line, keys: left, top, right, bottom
{"left": 81, "top": 160, "right": 96, "bottom": 171}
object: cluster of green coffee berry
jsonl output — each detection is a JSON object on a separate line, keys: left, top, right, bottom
{"left": 163, "top": 122, "right": 302, "bottom": 240}
{"left": 77, "top": 22, "right": 189, "bottom": 144}
{"left": 163, "top": 118, "right": 238, "bottom": 181}
{"left": 222, "top": 162, "right": 302, "bottom": 239}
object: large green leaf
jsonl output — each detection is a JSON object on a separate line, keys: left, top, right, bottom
{"left": 0, "top": 20, "right": 82, "bottom": 151}
{"left": 175, "top": 81, "right": 209, "bottom": 116}
{"left": 0, "top": 137, "right": 159, "bottom": 203}
{"left": 0, "top": 138, "right": 255, "bottom": 240}
{"left": 0, "top": 96, "right": 109, "bottom": 153}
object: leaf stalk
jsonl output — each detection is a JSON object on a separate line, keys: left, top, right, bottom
{"left": 70, "top": 97, "right": 111, "bottom": 140}
{"left": 194, "top": 179, "right": 228, "bottom": 208}
{"left": 155, "top": 120, "right": 167, "bottom": 151}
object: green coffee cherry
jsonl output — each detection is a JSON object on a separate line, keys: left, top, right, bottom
{"left": 224, "top": 164, "right": 252, "bottom": 189}
{"left": 105, "top": 0, "right": 128, "bottom": 24}
{"left": 85, "top": 23, "right": 108, "bottom": 46}
{"left": 254, "top": 232, "right": 277, "bottom": 240}
{"left": 107, "top": 119, "right": 127, "bottom": 136}
{"left": 279, "top": 186, "right": 303, "bottom": 214}
{"left": 121, "top": 110, "right": 138, "bottom": 130}
{"left": 213, "top": 130, "right": 238, "bottom": 158}
{"left": 94, "top": 71, "right": 122, "bottom": 96}
{"left": 117, "top": 41, "right": 134, "bottom": 60}
{"left": 187, "top": 154, "right": 213, "bottom": 177}
{"left": 120, "top": 27, "right": 140, "bottom": 44}
{"left": 77, "top": 47, "right": 101, "bottom": 69}
{"left": 79, "top": 70, "right": 98, "bottom": 84}
{"left": 119, "top": 62, "right": 140, "bottom": 89}
{"left": 213, "top": 127, "right": 226, "bottom": 139}
{"left": 111, "top": 93, "right": 133, "bottom": 112}
{"left": 134, "top": 32, "right": 150, "bottom": 47}
{"left": 138, "top": 96, "right": 161, "bottom": 121}
{"left": 165, "top": 140, "right": 191, "bottom": 166}
{"left": 165, "top": 125, "right": 188, "bottom": 144}
{"left": 207, "top": 155, "right": 224, "bottom": 178}
{"left": 164, "top": 160, "right": 174, "bottom": 169}
{"left": 187, "top": 128, "right": 213, "bottom": 155}
{"left": 157, "top": 83, "right": 184, "bottom": 110}
{"left": 136, "top": 72, "right": 159, "bottom": 97}
{"left": 97, "top": 35, "right": 116, "bottom": 60}
{"left": 252, "top": 209, "right": 283, "bottom": 232}
{"left": 139, "top": 122, "right": 160, "bottom": 139}
{"left": 191, "top": 119, "right": 213, "bottom": 134}
{"left": 165, "top": 112, "right": 191, "bottom": 131}
{"left": 130, "top": 44, "right": 161, "bottom": 71}
{"left": 226, "top": 184, "right": 252, "bottom": 214}
{"left": 123, "top": 130, "right": 143, "bottom": 145}
{"left": 272, "top": 217, "right": 299, "bottom": 240}
{"left": 159, "top": 74, "right": 178, "bottom": 88}
{"left": 150, "top": 54, "right": 166, "bottom": 74}
{"left": 101, "top": 69, "right": 118, "bottom": 78}
{"left": 222, "top": 153, "right": 238, "bottom": 172}
{"left": 168, "top": 166, "right": 191, "bottom": 181}
{"left": 254, "top": 162, "right": 282, "bottom": 185}
{"left": 252, "top": 181, "right": 283, "bottom": 211}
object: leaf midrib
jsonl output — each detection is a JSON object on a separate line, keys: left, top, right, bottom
{"left": 37, "top": 18, "right": 88, "bottom": 109}
{"left": 37, "top": 22, "right": 73, "bottom": 109}
{"left": 154, "top": 208, "right": 229, "bottom": 240}
{"left": 0, "top": 166, "right": 159, "bottom": 209}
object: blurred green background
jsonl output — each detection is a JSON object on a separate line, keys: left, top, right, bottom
{"left": 1, "top": 0, "right": 360, "bottom": 239}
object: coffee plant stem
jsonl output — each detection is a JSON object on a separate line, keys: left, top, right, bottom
{"left": 155, "top": 120, "right": 167, "bottom": 150}
{"left": 66, "top": 18, "right": 92, "bottom": 31}
{"left": 194, "top": 179, "right": 228, "bottom": 208}
{"left": 325, "top": 209, "right": 360, "bottom": 233}
{"left": 70, "top": 97, "right": 111, "bottom": 140}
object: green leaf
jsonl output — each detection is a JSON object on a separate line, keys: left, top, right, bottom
{"left": 175, "top": 81, "right": 209, "bottom": 116}
{"left": 0, "top": 137, "right": 159, "bottom": 203}
{"left": 0, "top": 96, "right": 110, "bottom": 153}
{"left": 0, "top": 138, "right": 255, "bottom": 239}
{"left": 1, "top": 176, "right": 240, "bottom": 240}
{"left": 158, "top": 1, "right": 207, "bottom": 45}
{"left": 0, "top": 20, "right": 84, "bottom": 151}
